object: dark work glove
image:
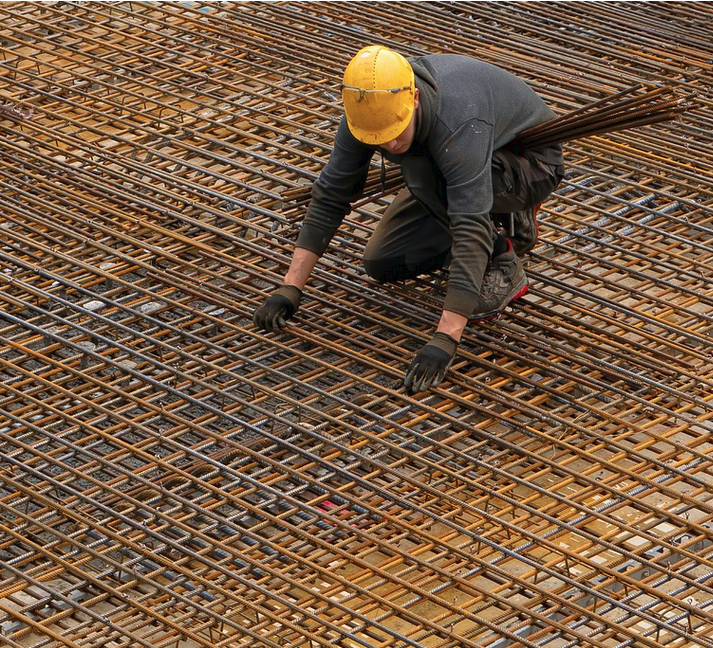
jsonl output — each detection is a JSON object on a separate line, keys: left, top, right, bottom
{"left": 253, "top": 285, "right": 302, "bottom": 333}
{"left": 404, "top": 332, "right": 458, "bottom": 393}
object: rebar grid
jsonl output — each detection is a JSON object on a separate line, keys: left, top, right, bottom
{"left": 0, "top": 2, "right": 712, "bottom": 648}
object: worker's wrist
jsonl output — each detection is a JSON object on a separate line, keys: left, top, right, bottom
{"left": 283, "top": 275, "right": 305, "bottom": 290}
{"left": 284, "top": 248, "right": 320, "bottom": 289}
{"left": 436, "top": 310, "right": 468, "bottom": 342}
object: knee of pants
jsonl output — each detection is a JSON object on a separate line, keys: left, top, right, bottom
{"left": 363, "top": 256, "right": 401, "bottom": 283}
{"left": 364, "top": 249, "right": 451, "bottom": 283}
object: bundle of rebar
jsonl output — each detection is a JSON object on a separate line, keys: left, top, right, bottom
{"left": 283, "top": 84, "right": 696, "bottom": 210}
{"left": 516, "top": 84, "right": 696, "bottom": 148}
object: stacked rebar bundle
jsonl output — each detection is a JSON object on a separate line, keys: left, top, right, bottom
{"left": 515, "top": 84, "right": 696, "bottom": 148}
{"left": 284, "top": 84, "right": 696, "bottom": 210}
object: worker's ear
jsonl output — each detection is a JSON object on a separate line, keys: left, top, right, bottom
{"left": 414, "top": 87, "right": 420, "bottom": 110}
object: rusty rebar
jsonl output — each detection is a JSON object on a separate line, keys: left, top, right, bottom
{"left": 0, "top": 3, "right": 712, "bottom": 648}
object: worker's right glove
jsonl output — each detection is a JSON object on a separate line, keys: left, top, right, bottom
{"left": 404, "top": 332, "right": 458, "bottom": 393}
{"left": 253, "top": 285, "right": 302, "bottom": 333}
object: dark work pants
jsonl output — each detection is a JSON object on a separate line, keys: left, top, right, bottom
{"left": 362, "top": 149, "right": 564, "bottom": 283}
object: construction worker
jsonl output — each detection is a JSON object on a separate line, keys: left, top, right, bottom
{"left": 253, "top": 45, "right": 564, "bottom": 393}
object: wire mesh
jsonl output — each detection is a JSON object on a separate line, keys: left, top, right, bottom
{"left": 0, "top": 2, "right": 712, "bottom": 648}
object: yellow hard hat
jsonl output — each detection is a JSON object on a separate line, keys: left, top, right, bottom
{"left": 341, "top": 45, "right": 415, "bottom": 146}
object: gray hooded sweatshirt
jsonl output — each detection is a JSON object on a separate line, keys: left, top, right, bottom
{"left": 296, "top": 54, "right": 563, "bottom": 316}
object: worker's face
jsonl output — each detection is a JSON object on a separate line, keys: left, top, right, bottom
{"left": 382, "top": 89, "right": 420, "bottom": 155}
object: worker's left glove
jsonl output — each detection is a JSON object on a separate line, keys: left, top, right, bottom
{"left": 404, "top": 332, "right": 458, "bottom": 393}
{"left": 253, "top": 285, "right": 302, "bottom": 333}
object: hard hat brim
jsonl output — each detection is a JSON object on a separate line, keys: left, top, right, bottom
{"left": 346, "top": 106, "right": 414, "bottom": 146}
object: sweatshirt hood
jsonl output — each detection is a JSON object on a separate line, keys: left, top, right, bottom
{"left": 410, "top": 56, "right": 439, "bottom": 143}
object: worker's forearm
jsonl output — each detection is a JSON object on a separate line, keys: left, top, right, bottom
{"left": 283, "top": 247, "right": 320, "bottom": 289}
{"left": 436, "top": 310, "right": 468, "bottom": 342}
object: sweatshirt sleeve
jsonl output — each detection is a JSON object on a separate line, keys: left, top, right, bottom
{"left": 296, "top": 118, "right": 375, "bottom": 257}
{"left": 431, "top": 119, "right": 496, "bottom": 317}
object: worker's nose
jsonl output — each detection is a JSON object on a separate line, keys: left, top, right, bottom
{"left": 383, "top": 139, "right": 399, "bottom": 153}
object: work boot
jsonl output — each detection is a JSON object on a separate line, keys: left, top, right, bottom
{"left": 470, "top": 243, "right": 528, "bottom": 322}
{"left": 495, "top": 203, "right": 541, "bottom": 257}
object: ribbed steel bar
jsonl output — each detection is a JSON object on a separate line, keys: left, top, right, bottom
{"left": 0, "top": 2, "right": 712, "bottom": 648}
